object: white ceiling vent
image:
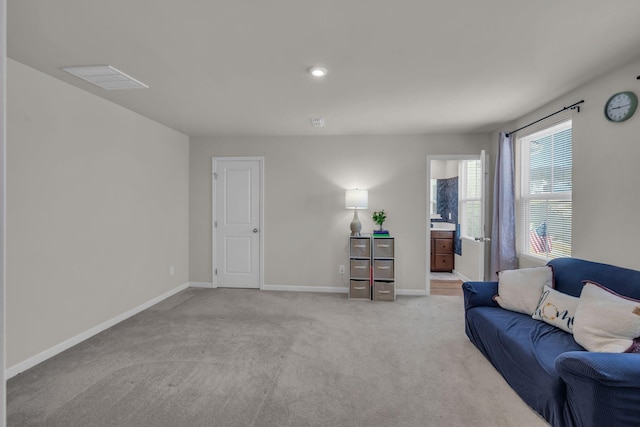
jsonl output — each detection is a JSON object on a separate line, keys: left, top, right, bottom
{"left": 62, "top": 65, "right": 149, "bottom": 90}
{"left": 310, "top": 117, "right": 325, "bottom": 127}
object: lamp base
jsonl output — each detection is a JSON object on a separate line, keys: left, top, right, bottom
{"left": 350, "top": 210, "right": 362, "bottom": 236}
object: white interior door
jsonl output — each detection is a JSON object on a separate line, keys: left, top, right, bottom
{"left": 455, "top": 150, "right": 489, "bottom": 282}
{"left": 213, "top": 158, "right": 262, "bottom": 288}
{"left": 467, "top": 150, "right": 489, "bottom": 281}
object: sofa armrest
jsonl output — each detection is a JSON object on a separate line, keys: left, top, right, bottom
{"left": 556, "top": 351, "right": 640, "bottom": 388}
{"left": 556, "top": 351, "right": 640, "bottom": 427}
{"left": 462, "top": 281, "right": 499, "bottom": 311}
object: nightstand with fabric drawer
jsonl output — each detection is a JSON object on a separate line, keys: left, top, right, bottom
{"left": 350, "top": 259, "right": 371, "bottom": 279}
{"left": 373, "top": 281, "right": 395, "bottom": 301}
{"left": 349, "top": 235, "right": 396, "bottom": 301}
{"left": 349, "top": 236, "right": 372, "bottom": 300}
{"left": 372, "top": 238, "right": 394, "bottom": 258}
{"left": 373, "top": 259, "right": 394, "bottom": 280}
{"left": 350, "top": 237, "right": 371, "bottom": 258}
{"left": 350, "top": 280, "right": 370, "bottom": 299}
{"left": 372, "top": 236, "right": 395, "bottom": 301}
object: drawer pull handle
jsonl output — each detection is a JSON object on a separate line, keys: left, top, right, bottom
{"left": 354, "top": 244, "right": 367, "bottom": 248}
{"left": 377, "top": 244, "right": 390, "bottom": 248}
{"left": 354, "top": 266, "right": 367, "bottom": 269}
{"left": 377, "top": 266, "right": 391, "bottom": 270}
{"left": 378, "top": 290, "right": 391, "bottom": 294}
{"left": 353, "top": 286, "right": 367, "bottom": 290}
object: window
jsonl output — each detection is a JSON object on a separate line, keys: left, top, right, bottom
{"left": 459, "top": 159, "right": 482, "bottom": 239}
{"left": 518, "top": 120, "right": 572, "bottom": 259}
{"left": 429, "top": 179, "right": 437, "bottom": 215}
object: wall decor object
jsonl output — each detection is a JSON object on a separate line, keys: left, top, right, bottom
{"left": 604, "top": 91, "right": 637, "bottom": 122}
{"left": 372, "top": 210, "right": 388, "bottom": 235}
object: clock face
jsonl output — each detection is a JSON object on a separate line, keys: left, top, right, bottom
{"left": 605, "top": 91, "right": 638, "bottom": 122}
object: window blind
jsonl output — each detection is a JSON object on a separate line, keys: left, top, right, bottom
{"left": 518, "top": 120, "right": 572, "bottom": 259}
{"left": 460, "top": 159, "right": 482, "bottom": 239}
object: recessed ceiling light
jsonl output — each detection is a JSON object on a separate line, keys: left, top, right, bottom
{"left": 62, "top": 65, "right": 149, "bottom": 90}
{"left": 309, "top": 66, "right": 328, "bottom": 77}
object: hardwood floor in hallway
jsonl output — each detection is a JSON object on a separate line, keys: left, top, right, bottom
{"left": 430, "top": 279, "right": 464, "bottom": 296}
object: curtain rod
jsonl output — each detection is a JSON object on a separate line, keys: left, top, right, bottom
{"left": 505, "top": 100, "right": 584, "bottom": 137}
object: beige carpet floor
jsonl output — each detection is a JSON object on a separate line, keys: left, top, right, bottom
{"left": 7, "top": 289, "right": 549, "bottom": 427}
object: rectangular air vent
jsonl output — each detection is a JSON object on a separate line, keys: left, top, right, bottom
{"left": 310, "top": 117, "right": 325, "bottom": 127}
{"left": 62, "top": 65, "right": 149, "bottom": 90}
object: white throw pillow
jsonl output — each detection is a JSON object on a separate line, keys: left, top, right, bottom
{"left": 494, "top": 266, "right": 554, "bottom": 315}
{"left": 532, "top": 285, "right": 579, "bottom": 333}
{"left": 573, "top": 281, "right": 640, "bottom": 353}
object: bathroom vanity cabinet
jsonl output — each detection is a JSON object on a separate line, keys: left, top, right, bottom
{"left": 431, "top": 230, "right": 454, "bottom": 272}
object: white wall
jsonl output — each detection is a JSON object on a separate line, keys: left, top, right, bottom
{"left": 430, "top": 160, "right": 459, "bottom": 179}
{"left": 190, "top": 134, "right": 491, "bottom": 293}
{"left": 1, "top": 0, "right": 7, "bottom": 422}
{"left": 455, "top": 240, "right": 483, "bottom": 281}
{"left": 498, "top": 56, "right": 640, "bottom": 271}
{"left": 6, "top": 59, "right": 190, "bottom": 368}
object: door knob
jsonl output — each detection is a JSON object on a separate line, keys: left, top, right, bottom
{"left": 253, "top": 228, "right": 259, "bottom": 233}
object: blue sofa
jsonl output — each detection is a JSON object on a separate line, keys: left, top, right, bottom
{"left": 463, "top": 257, "right": 640, "bottom": 427}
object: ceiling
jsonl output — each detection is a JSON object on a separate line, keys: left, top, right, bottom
{"left": 8, "top": 1, "right": 640, "bottom": 137}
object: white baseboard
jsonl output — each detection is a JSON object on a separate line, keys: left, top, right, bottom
{"left": 453, "top": 269, "right": 472, "bottom": 283}
{"left": 6, "top": 282, "right": 190, "bottom": 379}
{"left": 263, "top": 284, "right": 349, "bottom": 293}
{"left": 191, "top": 282, "right": 348, "bottom": 293}
{"left": 396, "top": 289, "right": 427, "bottom": 296}
{"left": 189, "top": 281, "right": 216, "bottom": 289}
{"left": 263, "top": 284, "right": 427, "bottom": 296}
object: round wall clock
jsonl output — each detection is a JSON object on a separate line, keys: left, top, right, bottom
{"left": 604, "top": 91, "right": 638, "bottom": 122}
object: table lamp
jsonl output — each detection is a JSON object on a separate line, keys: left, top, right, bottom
{"left": 345, "top": 189, "right": 368, "bottom": 236}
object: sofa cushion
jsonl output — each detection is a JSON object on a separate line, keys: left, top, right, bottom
{"left": 533, "top": 285, "right": 579, "bottom": 333}
{"left": 573, "top": 281, "right": 640, "bottom": 353}
{"left": 548, "top": 257, "right": 640, "bottom": 299}
{"left": 465, "top": 305, "right": 584, "bottom": 426}
{"left": 494, "top": 266, "right": 553, "bottom": 315}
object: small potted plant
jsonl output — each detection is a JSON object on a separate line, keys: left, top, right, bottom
{"left": 372, "top": 210, "right": 388, "bottom": 235}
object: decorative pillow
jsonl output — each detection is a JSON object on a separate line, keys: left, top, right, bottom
{"left": 532, "top": 285, "right": 579, "bottom": 333}
{"left": 573, "top": 281, "right": 640, "bottom": 353}
{"left": 494, "top": 266, "right": 554, "bottom": 315}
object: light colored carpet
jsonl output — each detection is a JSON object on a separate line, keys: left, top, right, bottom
{"left": 7, "top": 289, "right": 549, "bottom": 427}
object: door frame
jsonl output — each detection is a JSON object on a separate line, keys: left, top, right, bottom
{"left": 426, "top": 153, "right": 490, "bottom": 293}
{"left": 212, "top": 156, "right": 265, "bottom": 289}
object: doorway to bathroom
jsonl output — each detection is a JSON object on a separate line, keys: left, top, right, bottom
{"left": 426, "top": 152, "right": 489, "bottom": 295}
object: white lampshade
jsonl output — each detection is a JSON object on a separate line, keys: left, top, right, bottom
{"left": 345, "top": 189, "right": 368, "bottom": 210}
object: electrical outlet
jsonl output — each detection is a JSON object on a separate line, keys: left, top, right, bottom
{"left": 169, "top": 265, "right": 175, "bottom": 276}
{"left": 339, "top": 265, "right": 345, "bottom": 274}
